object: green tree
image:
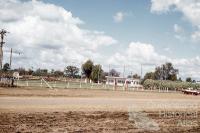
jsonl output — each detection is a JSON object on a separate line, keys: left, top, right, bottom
{"left": 65, "top": 66, "right": 79, "bottom": 78}
{"left": 143, "top": 72, "right": 155, "bottom": 80}
{"left": 154, "top": 62, "right": 178, "bottom": 81}
{"left": 178, "top": 77, "right": 182, "bottom": 82}
{"left": 54, "top": 70, "right": 64, "bottom": 77}
{"left": 91, "top": 64, "right": 103, "bottom": 83}
{"left": 186, "top": 77, "right": 192, "bottom": 82}
{"left": 28, "top": 69, "right": 34, "bottom": 75}
{"left": 32, "top": 68, "right": 48, "bottom": 76}
{"left": 3, "top": 63, "right": 10, "bottom": 71}
{"left": 142, "top": 72, "right": 155, "bottom": 84}
{"left": 133, "top": 74, "right": 141, "bottom": 79}
{"left": 109, "top": 69, "right": 120, "bottom": 77}
{"left": 82, "top": 60, "right": 94, "bottom": 81}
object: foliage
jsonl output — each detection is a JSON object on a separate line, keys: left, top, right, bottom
{"left": 143, "top": 79, "right": 200, "bottom": 91}
{"left": 133, "top": 74, "right": 141, "bottom": 79}
{"left": 109, "top": 69, "right": 120, "bottom": 77}
{"left": 144, "top": 72, "right": 155, "bottom": 80}
{"left": 65, "top": 65, "right": 79, "bottom": 78}
{"left": 28, "top": 69, "right": 34, "bottom": 75}
{"left": 154, "top": 62, "right": 178, "bottom": 80}
{"left": 3, "top": 63, "right": 10, "bottom": 71}
{"left": 54, "top": 70, "right": 64, "bottom": 77}
{"left": 82, "top": 60, "right": 93, "bottom": 79}
{"left": 91, "top": 64, "right": 103, "bottom": 83}
{"left": 143, "top": 62, "right": 178, "bottom": 82}
{"left": 32, "top": 69, "right": 48, "bottom": 76}
{"left": 186, "top": 77, "right": 192, "bottom": 82}
{"left": 142, "top": 72, "right": 155, "bottom": 84}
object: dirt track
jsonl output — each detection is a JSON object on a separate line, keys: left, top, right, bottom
{"left": 0, "top": 87, "right": 200, "bottom": 132}
{"left": 1, "top": 87, "right": 200, "bottom": 99}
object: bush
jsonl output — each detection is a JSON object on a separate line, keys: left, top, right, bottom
{"left": 143, "top": 79, "right": 200, "bottom": 91}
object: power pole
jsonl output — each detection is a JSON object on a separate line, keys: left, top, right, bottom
{"left": 140, "top": 64, "right": 143, "bottom": 80}
{"left": 9, "top": 48, "right": 12, "bottom": 69}
{"left": 108, "top": 64, "right": 110, "bottom": 77}
{"left": 97, "top": 65, "right": 101, "bottom": 84}
{"left": 0, "top": 29, "right": 9, "bottom": 70}
{"left": 123, "top": 65, "right": 125, "bottom": 78}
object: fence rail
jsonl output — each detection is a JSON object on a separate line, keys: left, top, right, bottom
{"left": 10, "top": 79, "right": 179, "bottom": 93}
{"left": 17, "top": 79, "right": 119, "bottom": 90}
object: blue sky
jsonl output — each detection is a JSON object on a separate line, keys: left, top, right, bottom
{"left": 1, "top": 0, "right": 200, "bottom": 79}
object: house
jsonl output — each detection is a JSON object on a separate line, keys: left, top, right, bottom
{"left": 106, "top": 76, "right": 126, "bottom": 86}
{"left": 106, "top": 76, "right": 143, "bottom": 89}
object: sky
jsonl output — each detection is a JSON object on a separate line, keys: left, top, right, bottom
{"left": 0, "top": 0, "right": 200, "bottom": 80}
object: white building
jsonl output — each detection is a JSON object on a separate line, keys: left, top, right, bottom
{"left": 106, "top": 76, "right": 142, "bottom": 89}
{"left": 196, "top": 81, "right": 200, "bottom": 84}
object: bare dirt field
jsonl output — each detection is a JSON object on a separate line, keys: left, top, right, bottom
{"left": 0, "top": 87, "right": 200, "bottom": 133}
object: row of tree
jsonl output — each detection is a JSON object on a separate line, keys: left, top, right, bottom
{"left": 0, "top": 60, "right": 123, "bottom": 83}
{"left": 1, "top": 61, "right": 194, "bottom": 83}
{"left": 142, "top": 62, "right": 197, "bottom": 83}
{"left": 143, "top": 62, "right": 178, "bottom": 82}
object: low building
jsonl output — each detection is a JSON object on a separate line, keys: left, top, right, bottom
{"left": 196, "top": 81, "right": 200, "bottom": 84}
{"left": 106, "top": 76, "right": 126, "bottom": 86}
{"left": 106, "top": 76, "right": 142, "bottom": 89}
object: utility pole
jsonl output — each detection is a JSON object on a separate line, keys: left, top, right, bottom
{"left": 140, "top": 64, "right": 143, "bottom": 80}
{"left": 0, "top": 29, "right": 9, "bottom": 70}
{"left": 9, "top": 48, "right": 12, "bottom": 69}
{"left": 123, "top": 65, "right": 125, "bottom": 78}
{"left": 97, "top": 65, "right": 101, "bottom": 84}
{"left": 108, "top": 64, "right": 110, "bottom": 76}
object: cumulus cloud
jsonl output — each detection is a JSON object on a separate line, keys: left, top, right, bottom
{"left": 174, "top": 24, "right": 184, "bottom": 33}
{"left": 107, "top": 42, "right": 167, "bottom": 66}
{"left": 0, "top": 0, "right": 117, "bottom": 69}
{"left": 151, "top": 0, "right": 200, "bottom": 42}
{"left": 107, "top": 41, "right": 200, "bottom": 79}
{"left": 191, "top": 30, "right": 200, "bottom": 42}
{"left": 1, "top": 0, "right": 200, "bottom": 79}
{"left": 113, "top": 12, "right": 127, "bottom": 23}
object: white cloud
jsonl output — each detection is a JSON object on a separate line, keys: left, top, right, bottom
{"left": 107, "top": 41, "right": 200, "bottom": 79}
{"left": 1, "top": 0, "right": 200, "bottom": 79}
{"left": 151, "top": 0, "right": 200, "bottom": 42}
{"left": 173, "top": 24, "right": 185, "bottom": 41}
{"left": 113, "top": 12, "right": 126, "bottom": 23}
{"left": 164, "top": 47, "right": 170, "bottom": 52}
{"left": 0, "top": 0, "right": 117, "bottom": 70}
{"left": 174, "top": 24, "right": 184, "bottom": 33}
{"left": 107, "top": 42, "right": 167, "bottom": 66}
{"left": 191, "top": 30, "right": 200, "bottom": 42}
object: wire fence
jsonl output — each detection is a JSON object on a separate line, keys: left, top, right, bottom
{"left": 16, "top": 79, "right": 125, "bottom": 90}
{"left": 0, "top": 78, "right": 180, "bottom": 93}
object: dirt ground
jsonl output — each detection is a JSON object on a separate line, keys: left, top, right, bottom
{"left": 1, "top": 111, "right": 200, "bottom": 133}
{"left": 1, "top": 87, "right": 200, "bottom": 99}
{"left": 0, "top": 87, "right": 200, "bottom": 133}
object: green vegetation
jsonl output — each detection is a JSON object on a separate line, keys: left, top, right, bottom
{"left": 91, "top": 64, "right": 103, "bottom": 83}
{"left": 2, "top": 63, "right": 10, "bottom": 71}
{"left": 109, "top": 69, "right": 120, "bottom": 77}
{"left": 82, "top": 60, "right": 104, "bottom": 83}
{"left": 82, "top": 60, "right": 93, "bottom": 81}
{"left": 65, "top": 66, "right": 79, "bottom": 78}
{"left": 143, "top": 79, "right": 200, "bottom": 90}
